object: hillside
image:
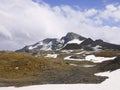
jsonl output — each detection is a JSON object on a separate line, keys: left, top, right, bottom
{"left": 0, "top": 52, "right": 109, "bottom": 87}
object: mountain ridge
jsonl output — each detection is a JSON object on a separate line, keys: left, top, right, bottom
{"left": 16, "top": 32, "right": 120, "bottom": 52}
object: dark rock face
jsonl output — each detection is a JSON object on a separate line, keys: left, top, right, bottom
{"left": 70, "top": 55, "right": 85, "bottom": 59}
{"left": 16, "top": 46, "right": 30, "bottom": 53}
{"left": 62, "top": 44, "right": 81, "bottom": 50}
{"left": 80, "top": 38, "right": 94, "bottom": 46}
{"left": 90, "top": 39, "right": 120, "bottom": 50}
{"left": 63, "top": 38, "right": 120, "bottom": 50}
{"left": 62, "top": 38, "right": 94, "bottom": 50}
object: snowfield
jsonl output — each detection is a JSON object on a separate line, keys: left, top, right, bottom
{"left": 64, "top": 55, "right": 116, "bottom": 63}
{"left": 85, "top": 55, "right": 116, "bottom": 63}
{"left": 1, "top": 69, "right": 120, "bottom": 90}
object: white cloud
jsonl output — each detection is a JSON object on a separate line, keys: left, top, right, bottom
{"left": 0, "top": 25, "right": 12, "bottom": 39}
{"left": 106, "top": 4, "right": 117, "bottom": 11}
{"left": 0, "top": 0, "right": 120, "bottom": 50}
{"left": 85, "top": 9, "right": 98, "bottom": 17}
{"left": 100, "top": 4, "right": 120, "bottom": 21}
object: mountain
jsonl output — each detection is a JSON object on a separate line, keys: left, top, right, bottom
{"left": 16, "top": 32, "right": 86, "bottom": 52}
{"left": 16, "top": 38, "right": 64, "bottom": 52}
{"left": 16, "top": 32, "right": 120, "bottom": 52}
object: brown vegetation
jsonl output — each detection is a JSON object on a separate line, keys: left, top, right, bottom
{"left": 94, "top": 50, "right": 120, "bottom": 57}
{"left": 0, "top": 52, "right": 107, "bottom": 87}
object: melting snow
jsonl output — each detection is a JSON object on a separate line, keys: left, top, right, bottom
{"left": 95, "top": 71, "right": 111, "bottom": 77}
{"left": 45, "top": 54, "right": 58, "bottom": 58}
{"left": 64, "top": 56, "right": 85, "bottom": 61}
{"left": 28, "top": 42, "right": 43, "bottom": 50}
{"left": 28, "top": 46, "right": 33, "bottom": 50}
{"left": 40, "top": 41, "right": 52, "bottom": 51}
{"left": 85, "top": 55, "right": 116, "bottom": 63}
{"left": 64, "top": 55, "right": 116, "bottom": 63}
{"left": 67, "top": 39, "right": 83, "bottom": 44}
{"left": 61, "top": 50, "right": 73, "bottom": 54}
{"left": 81, "top": 65, "right": 95, "bottom": 67}
{"left": 75, "top": 51, "right": 85, "bottom": 54}
{"left": 93, "top": 45, "right": 102, "bottom": 51}
{"left": 70, "top": 64, "right": 95, "bottom": 67}
{"left": 28, "top": 41, "right": 53, "bottom": 51}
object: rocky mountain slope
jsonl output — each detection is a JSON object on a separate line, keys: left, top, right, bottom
{"left": 16, "top": 32, "right": 120, "bottom": 53}
{"left": 63, "top": 38, "right": 120, "bottom": 50}
{"left": 16, "top": 32, "right": 86, "bottom": 52}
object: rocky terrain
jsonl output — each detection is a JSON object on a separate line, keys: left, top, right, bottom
{"left": 0, "top": 49, "right": 120, "bottom": 87}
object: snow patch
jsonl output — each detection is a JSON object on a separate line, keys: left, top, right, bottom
{"left": 85, "top": 55, "right": 116, "bottom": 63}
{"left": 64, "top": 55, "right": 116, "bottom": 63}
{"left": 28, "top": 46, "right": 33, "bottom": 50}
{"left": 64, "top": 56, "right": 85, "bottom": 61}
{"left": 93, "top": 45, "right": 102, "bottom": 51}
{"left": 95, "top": 71, "right": 111, "bottom": 77}
{"left": 28, "top": 41, "right": 53, "bottom": 51}
{"left": 67, "top": 39, "right": 83, "bottom": 44}
{"left": 61, "top": 50, "right": 73, "bottom": 54}
{"left": 82, "top": 65, "right": 95, "bottom": 67}
{"left": 70, "top": 64, "right": 95, "bottom": 67}
{"left": 28, "top": 42, "right": 43, "bottom": 50}
{"left": 76, "top": 51, "right": 85, "bottom": 54}
{"left": 45, "top": 54, "right": 58, "bottom": 58}
{"left": 40, "top": 41, "right": 52, "bottom": 51}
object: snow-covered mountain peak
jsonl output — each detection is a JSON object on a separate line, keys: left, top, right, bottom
{"left": 61, "top": 32, "right": 86, "bottom": 44}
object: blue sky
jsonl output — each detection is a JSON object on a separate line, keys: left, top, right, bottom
{"left": 39, "top": 0, "right": 120, "bottom": 27}
{"left": 42, "top": 0, "right": 120, "bottom": 9}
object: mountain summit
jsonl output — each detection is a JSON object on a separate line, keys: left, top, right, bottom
{"left": 16, "top": 32, "right": 120, "bottom": 52}
{"left": 16, "top": 32, "right": 86, "bottom": 52}
{"left": 61, "top": 32, "right": 86, "bottom": 44}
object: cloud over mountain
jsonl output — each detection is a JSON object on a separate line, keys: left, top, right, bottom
{"left": 0, "top": 0, "right": 120, "bottom": 50}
